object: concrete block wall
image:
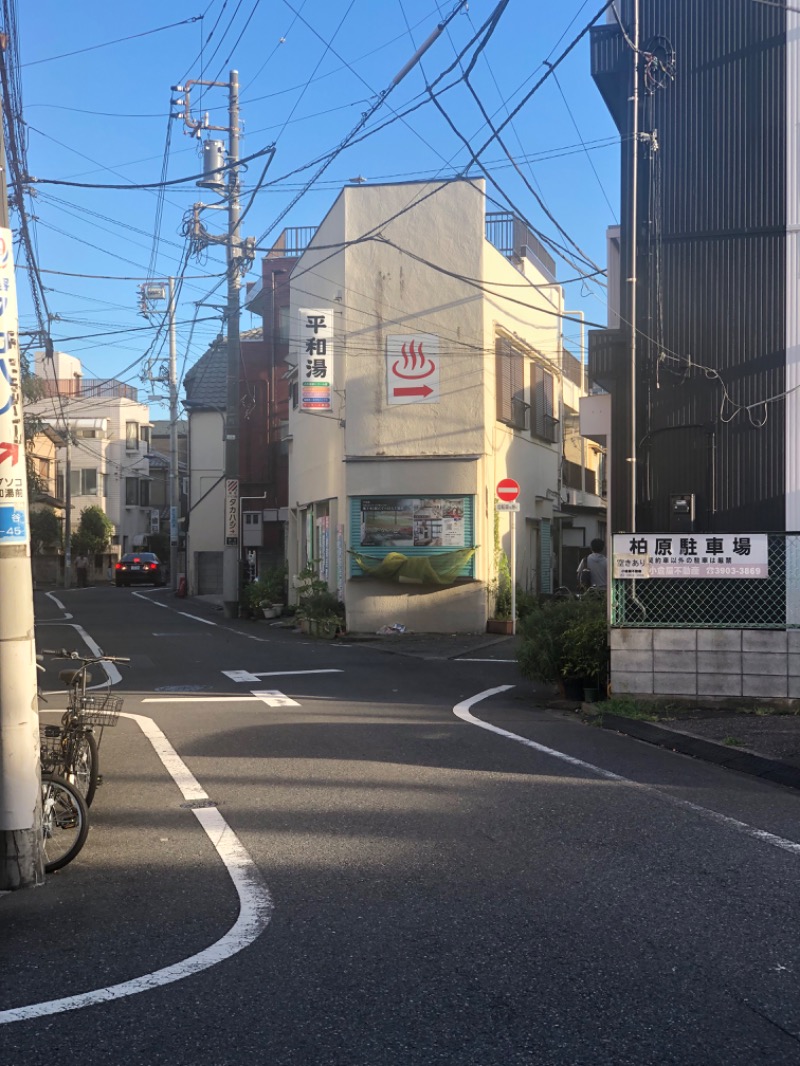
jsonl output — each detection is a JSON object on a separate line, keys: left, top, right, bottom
{"left": 610, "top": 628, "right": 800, "bottom": 700}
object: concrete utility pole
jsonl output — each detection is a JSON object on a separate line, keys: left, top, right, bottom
{"left": 0, "top": 105, "right": 43, "bottom": 885}
{"left": 63, "top": 427, "right": 72, "bottom": 588}
{"left": 168, "top": 277, "right": 180, "bottom": 591}
{"left": 172, "top": 70, "right": 248, "bottom": 617}
{"left": 222, "top": 70, "right": 241, "bottom": 620}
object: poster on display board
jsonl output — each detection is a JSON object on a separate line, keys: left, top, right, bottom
{"left": 0, "top": 228, "right": 27, "bottom": 546}
{"left": 612, "top": 533, "right": 769, "bottom": 579}
{"left": 359, "top": 498, "right": 467, "bottom": 549}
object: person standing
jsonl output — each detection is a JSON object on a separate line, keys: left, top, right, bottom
{"left": 577, "top": 538, "right": 607, "bottom": 590}
{"left": 75, "top": 553, "right": 89, "bottom": 588}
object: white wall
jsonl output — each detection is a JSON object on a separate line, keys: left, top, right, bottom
{"left": 287, "top": 179, "right": 567, "bottom": 632}
{"left": 186, "top": 409, "right": 224, "bottom": 592}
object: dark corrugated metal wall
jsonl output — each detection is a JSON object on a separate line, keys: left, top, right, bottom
{"left": 591, "top": 0, "right": 786, "bottom": 532}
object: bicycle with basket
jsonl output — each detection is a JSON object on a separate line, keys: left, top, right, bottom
{"left": 38, "top": 648, "right": 128, "bottom": 808}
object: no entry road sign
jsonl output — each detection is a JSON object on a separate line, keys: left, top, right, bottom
{"left": 496, "top": 478, "right": 520, "bottom": 502}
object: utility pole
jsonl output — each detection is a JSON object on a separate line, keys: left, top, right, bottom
{"left": 629, "top": 0, "right": 640, "bottom": 533}
{"left": 172, "top": 70, "right": 253, "bottom": 618}
{"left": 139, "top": 278, "right": 180, "bottom": 590}
{"left": 168, "top": 278, "right": 179, "bottom": 591}
{"left": 223, "top": 70, "right": 241, "bottom": 619}
{"left": 63, "top": 428, "right": 72, "bottom": 588}
{"left": 0, "top": 107, "right": 43, "bottom": 884}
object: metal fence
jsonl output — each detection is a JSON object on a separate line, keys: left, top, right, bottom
{"left": 611, "top": 534, "right": 798, "bottom": 628}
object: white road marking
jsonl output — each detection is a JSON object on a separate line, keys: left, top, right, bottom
{"left": 455, "top": 688, "right": 800, "bottom": 858}
{"left": 142, "top": 696, "right": 264, "bottom": 704}
{"left": 44, "top": 591, "right": 72, "bottom": 619}
{"left": 223, "top": 669, "right": 342, "bottom": 682}
{"left": 252, "top": 689, "right": 301, "bottom": 707}
{"left": 177, "top": 612, "right": 217, "bottom": 626}
{"left": 457, "top": 657, "right": 517, "bottom": 663}
{"left": 0, "top": 710, "right": 273, "bottom": 1025}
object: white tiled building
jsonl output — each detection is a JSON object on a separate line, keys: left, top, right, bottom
{"left": 28, "top": 351, "right": 155, "bottom": 554}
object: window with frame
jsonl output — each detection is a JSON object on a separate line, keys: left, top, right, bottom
{"left": 139, "top": 479, "right": 150, "bottom": 507}
{"left": 126, "top": 421, "right": 139, "bottom": 450}
{"left": 140, "top": 425, "right": 151, "bottom": 449}
{"left": 69, "top": 468, "right": 98, "bottom": 496}
{"left": 531, "top": 363, "right": 558, "bottom": 443}
{"left": 125, "top": 477, "right": 138, "bottom": 505}
{"left": 495, "top": 336, "right": 527, "bottom": 430}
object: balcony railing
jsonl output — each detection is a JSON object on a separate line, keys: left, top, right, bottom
{"left": 267, "top": 226, "right": 317, "bottom": 259}
{"left": 38, "top": 378, "right": 138, "bottom": 401}
{"left": 485, "top": 212, "right": 556, "bottom": 280}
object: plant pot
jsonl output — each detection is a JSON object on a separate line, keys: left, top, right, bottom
{"left": 583, "top": 686, "right": 599, "bottom": 704}
{"left": 262, "top": 605, "right": 281, "bottom": 619}
{"left": 557, "top": 676, "right": 585, "bottom": 701}
{"left": 486, "top": 618, "right": 513, "bottom": 635}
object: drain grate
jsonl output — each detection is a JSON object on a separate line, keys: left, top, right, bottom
{"left": 154, "top": 685, "right": 212, "bottom": 692}
{"left": 180, "top": 799, "right": 219, "bottom": 809}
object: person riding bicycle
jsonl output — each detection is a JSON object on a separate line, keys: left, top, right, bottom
{"left": 577, "top": 538, "right": 607, "bottom": 590}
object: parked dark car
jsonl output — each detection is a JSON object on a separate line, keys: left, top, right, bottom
{"left": 115, "top": 552, "right": 166, "bottom": 587}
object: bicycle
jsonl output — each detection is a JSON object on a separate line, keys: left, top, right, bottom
{"left": 40, "top": 772, "right": 89, "bottom": 873}
{"left": 38, "top": 648, "right": 129, "bottom": 806}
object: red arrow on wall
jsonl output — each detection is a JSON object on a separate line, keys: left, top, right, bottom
{"left": 0, "top": 442, "right": 19, "bottom": 466}
{"left": 392, "top": 385, "right": 434, "bottom": 398}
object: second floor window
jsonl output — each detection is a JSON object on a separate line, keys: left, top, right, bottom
{"left": 126, "top": 421, "right": 138, "bottom": 450}
{"left": 125, "top": 477, "right": 138, "bottom": 505}
{"left": 531, "top": 363, "right": 558, "bottom": 443}
{"left": 495, "top": 336, "right": 527, "bottom": 430}
{"left": 69, "top": 468, "right": 98, "bottom": 496}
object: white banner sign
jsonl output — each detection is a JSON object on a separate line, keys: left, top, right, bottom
{"left": 612, "top": 533, "right": 769, "bottom": 579}
{"left": 0, "top": 228, "right": 27, "bottom": 547}
{"left": 299, "top": 307, "right": 334, "bottom": 411}
{"left": 225, "top": 478, "right": 239, "bottom": 544}
{"left": 386, "top": 333, "right": 439, "bottom": 405}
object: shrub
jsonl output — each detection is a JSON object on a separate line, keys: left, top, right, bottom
{"left": 517, "top": 594, "right": 607, "bottom": 685}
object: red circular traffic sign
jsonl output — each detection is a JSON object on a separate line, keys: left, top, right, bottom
{"left": 496, "top": 478, "right": 520, "bottom": 502}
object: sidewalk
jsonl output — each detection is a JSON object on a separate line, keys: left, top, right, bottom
{"left": 186, "top": 594, "right": 800, "bottom": 792}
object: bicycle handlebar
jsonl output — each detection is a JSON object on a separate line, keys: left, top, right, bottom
{"left": 38, "top": 648, "right": 130, "bottom": 663}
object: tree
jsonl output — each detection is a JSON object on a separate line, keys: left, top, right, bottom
{"left": 29, "top": 507, "right": 62, "bottom": 554}
{"left": 71, "top": 505, "right": 113, "bottom": 556}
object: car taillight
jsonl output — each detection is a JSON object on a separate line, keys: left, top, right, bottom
{"left": 115, "top": 563, "right": 122, "bottom": 570}
{"left": 142, "top": 564, "right": 151, "bottom": 570}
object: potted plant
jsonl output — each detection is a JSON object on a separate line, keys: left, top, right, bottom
{"left": 296, "top": 589, "right": 346, "bottom": 638}
{"left": 517, "top": 594, "right": 607, "bottom": 699}
{"left": 244, "top": 564, "right": 287, "bottom": 619}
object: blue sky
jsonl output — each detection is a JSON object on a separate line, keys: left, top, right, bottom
{"left": 16, "top": 0, "right": 620, "bottom": 417}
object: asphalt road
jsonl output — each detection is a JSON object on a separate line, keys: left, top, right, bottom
{"left": 3, "top": 585, "right": 800, "bottom": 1065}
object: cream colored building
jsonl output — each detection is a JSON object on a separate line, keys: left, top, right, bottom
{"left": 27, "top": 351, "right": 154, "bottom": 554}
{"left": 286, "top": 178, "right": 593, "bottom": 633}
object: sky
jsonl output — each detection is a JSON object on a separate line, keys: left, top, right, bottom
{"left": 13, "top": 0, "right": 621, "bottom": 420}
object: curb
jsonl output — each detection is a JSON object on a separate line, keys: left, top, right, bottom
{"left": 595, "top": 712, "right": 800, "bottom": 792}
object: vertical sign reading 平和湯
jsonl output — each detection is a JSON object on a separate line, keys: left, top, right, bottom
{"left": 299, "top": 308, "right": 334, "bottom": 411}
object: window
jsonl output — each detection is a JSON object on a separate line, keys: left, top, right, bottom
{"left": 531, "top": 364, "right": 558, "bottom": 443}
{"left": 69, "top": 468, "right": 98, "bottom": 496}
{"left": 495, "top": 336, "right": 527, "bottom": 430}
{"left": 139, "top": 479, "right": 150, "bottom": 507}
{"left": 140, "top": 425, "right": 151, "bottom": 449}
{"left": 102, "top": 472, "right": 109, "bottom": 498}
{"left": 126, "top": 421, "right": 139, "bottom": 451}
{"left": 125, "top": 477, "right": 138, "bottom": 505}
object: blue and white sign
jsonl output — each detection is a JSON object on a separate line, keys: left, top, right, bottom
{"left": 0, "top": 228, "right": 27, "bottom": 546}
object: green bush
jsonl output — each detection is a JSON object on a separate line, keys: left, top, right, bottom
{"left": 517, "top": 595, "right": 607, "bottom": 685}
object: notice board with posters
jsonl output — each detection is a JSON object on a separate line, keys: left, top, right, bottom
{"left": 349, "top": 496, "right": 475, "bottom": 578}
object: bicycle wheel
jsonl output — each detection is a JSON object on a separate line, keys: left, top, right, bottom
{"left": 41, "top": 774, "right": 89, "bottom": 873}
{"left": 69, "top": 730, "right": 99, "bottom": 807}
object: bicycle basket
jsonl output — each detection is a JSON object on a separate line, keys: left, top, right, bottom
{"left": 77, "top": 693, "right": 123, "bottom": 727}
{"left": 39, "top": 724, "right": 66, "bottom": 770}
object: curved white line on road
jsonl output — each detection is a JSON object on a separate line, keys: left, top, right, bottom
{"left": 0, "top": 711, "right": 273, "bottom": 1025}
{"left": 44, "top": 591, "right": 72, "bottom": 619}
{"left": 455, "top": 688, "right": 800, "bottom": 857}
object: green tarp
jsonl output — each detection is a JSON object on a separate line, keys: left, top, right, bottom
{"left": 348, "top": 547, "right": 477, "bottom": 585}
